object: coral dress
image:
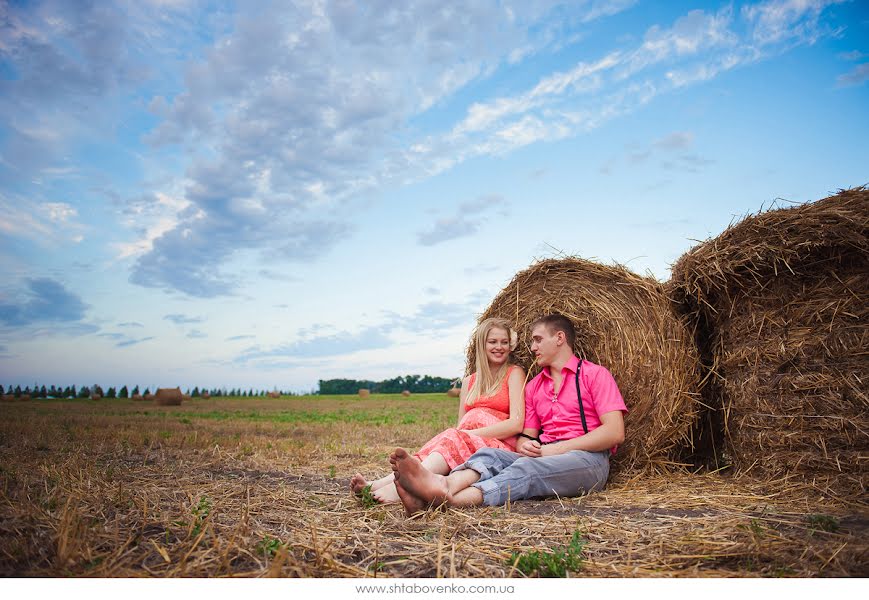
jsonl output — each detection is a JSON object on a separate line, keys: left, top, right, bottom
{"left": 415, "top": 365, "right": 519, "bottom": 469}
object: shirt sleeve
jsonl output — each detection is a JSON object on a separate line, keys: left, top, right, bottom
{"left": 523, "top": 380, "right": 541, "bottom": 430}
{"left": 590, "top": 367, "right": 628, "bottom": 415}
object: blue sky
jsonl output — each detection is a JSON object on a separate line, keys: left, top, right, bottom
{"left": 1, "top": 0, "right": 867, "bottom": 392}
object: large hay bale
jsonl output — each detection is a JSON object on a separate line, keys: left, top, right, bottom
{"left": 401, "top": 390, "right": 411, "bottom": 397}
{"left": 90, "top": 394, "right": 101, "bottom": 401}
{"left": 469, "top": 257, "right": 702, "bottom": 473}
{"left": 154, "top": 387, "right": 183, "bottom": 406}
{"left": 669, "top": 187, "right": 868, "bottom": 495}
{"left": 358, "top": 388, "right": 371, "bottom": 398}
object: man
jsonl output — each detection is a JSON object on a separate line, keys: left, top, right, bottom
{"left": 390, "top": 313, "right": 627, "bottom": 514}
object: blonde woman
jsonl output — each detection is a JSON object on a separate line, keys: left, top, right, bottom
{"left": 350, "top": 318, "right": 526, "bottom": 503}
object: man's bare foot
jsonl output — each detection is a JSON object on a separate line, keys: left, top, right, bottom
{"left": 372, "top": 482, "right": 400, "bottom": 504}
{"left": 389, "top": 448, "right": 450, "bottom": 515}
{"left": 350, "top": 473, "right": 368, "bottom": 494}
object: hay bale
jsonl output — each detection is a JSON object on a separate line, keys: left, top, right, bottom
{"left": 469, "top": 257, "right": 702, "bottom": 473}
{"left": 1, "top": 394, "right": 14, "bottom": 402}
{"left": 201, "top": 391, "right": 211, "bottom": 399}
{"left": 90, "top": 394, "right": 101, "bottom": 401}
{"left": 19, "top": 394, "right": 31, "bottom": 401}
{"left": 131, "top": 394, "right": 144, "bottom": 401}
{"left": 358, "top": 388, "right": 371, "bottom": 398}
{"left": 668, "top": 187, "right": 868, "bottom": 495}
{"left": 446, "top": 388, "right": 461, "bottom": 398}
{"left": 154, "top": 387, "right": 183, "bottom": 406}
{"left": 268, "top": 391, "right": 280, "bottom": 398}
{"left": 401, "top": 390, "right": 411, "bottom": 397}
{"left": 143, "top": 393, "right": 153, "bottom": 402}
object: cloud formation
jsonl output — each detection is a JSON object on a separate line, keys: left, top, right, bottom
{"left": 0, "top": 278, "right": 88, "bottom": 326}
{"left": 418, "top": 194, "right": 509, "bottom": 246}
{"left": 163, "top": 314, "right": 203, "bottom": 325}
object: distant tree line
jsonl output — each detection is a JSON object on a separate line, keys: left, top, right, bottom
{"left": 0, "top": 384, "right": 301, "bottom": 398}
{"left": 318, "top": 374, "right": 458, "bottom": 395}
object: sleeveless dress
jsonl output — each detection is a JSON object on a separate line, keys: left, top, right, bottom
{"left": 415, "top": 365, "right": 519, "bottom": 469}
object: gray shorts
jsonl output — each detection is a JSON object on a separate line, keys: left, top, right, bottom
{"left": 453, "top": 447, "right": 610, "bottom": 507}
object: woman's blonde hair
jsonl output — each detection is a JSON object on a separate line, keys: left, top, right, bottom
{"left": 466, "top": 317, "right": 518, "bottom": 406}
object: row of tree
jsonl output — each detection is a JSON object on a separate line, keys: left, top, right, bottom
{"left": 318, "top": 374, "right": 458, "bottom": 395}
{"left": 0, "top": 384, "right": 301, "bottom": 398}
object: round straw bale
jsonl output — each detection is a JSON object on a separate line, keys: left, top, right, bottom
{"left": 668, "top": 187, "right": 868, "bottom": 494}
{"left": 131, "top": 394, "right": 144, "bottom": 401}
{"left": 401, "top": 390, "right": 411, "bottom": 397}
{"left": 1, "top": 394, "right": 14, "bottom": 402}
{"left": 358, "top": 388, "right": 371, "bottom": 398}
{"left": 201, "top": 391, "right": 211, "bottom": 399}
{"left": 144, "top": 393, "right": 153, "bottom": 402}
{"left": 446, "top": 388, "right": 461, "bottom": 398}
{"left": 268, "top": 391, "right": 280, "bottom": 398}
{"left": 154, "top": 387, "right": 183, "bottom": 406}
{"left": 469, "top": 257, "right": 702, "bottom": 473}
{"left": 89, "top": 394, "right": 101, "bottom": 400}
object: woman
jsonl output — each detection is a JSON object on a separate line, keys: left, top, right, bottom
{"left": 350, "top": 317, "right": 526, "bottom": 503}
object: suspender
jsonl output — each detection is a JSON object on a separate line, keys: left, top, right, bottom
{"left": 575, "top": 359, "right": 588, "bottom": 435}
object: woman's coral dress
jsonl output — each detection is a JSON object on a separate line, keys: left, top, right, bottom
{"left": 415, "top": 365, "right": 519, "bottom": 469}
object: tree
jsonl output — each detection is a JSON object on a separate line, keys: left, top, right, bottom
{"left": 119, "top": 385, "right": 129, "bottom": 399}
{"left": 191, "top": 387, "right": 200, "bottom": 397}
{"left": 131, "top": 385, "right": 140, "bottom": 396}
{"left": 143, "top": 387, "right": 150, "bottom": 396}
{"left": 69, "top": 385, "right": 77, "bottom": 398}
{"left": 39, "top": 385, "right": 47, "bottom": 398}
{"left": 78, "top": 386, "right": 90, "bottom": 398}
{"left": 106, "top": 387, "right": 117, "bottom": 399}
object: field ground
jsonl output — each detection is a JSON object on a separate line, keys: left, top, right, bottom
{"left": 0, "top": 394, "right": 866, "bottom": 577}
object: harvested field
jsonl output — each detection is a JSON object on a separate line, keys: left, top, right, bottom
{"left": 1, "top": 395, "right": 865, "bottom": 577}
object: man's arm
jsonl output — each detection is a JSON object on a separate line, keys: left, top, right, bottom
{"left": 515, "top": 427, "right": 542, "bottom": 457}
{"left": 539, "top": 410, "right": 625, "bottom": 457}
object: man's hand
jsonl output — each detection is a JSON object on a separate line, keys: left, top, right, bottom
{"left": 516, "top": 437, "right": 542, "bottom": 457}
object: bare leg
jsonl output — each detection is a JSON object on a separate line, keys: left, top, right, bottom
{"left": 374, "top": 452, "right": 449, "bottom": 503}
{"left": 391, "top": 448, "right": 488, "bottom": 515}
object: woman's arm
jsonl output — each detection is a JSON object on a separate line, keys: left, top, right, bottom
{"left": 461, "top": 367, "right": 526, "bottom": 439}
{"left": 455, "top": 375, "right": 471, "bottom": 427}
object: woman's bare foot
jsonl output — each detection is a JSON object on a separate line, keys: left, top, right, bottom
{"left": 372, "top": 482, "right": 400, "bottom": 503}
{"left": 350, "top": 473, "right": 368, "bottom": 494}
{"left": 389, "top": 448, "right": 450, "bottom": 515}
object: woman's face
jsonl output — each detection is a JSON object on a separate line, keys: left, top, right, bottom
{"left": 484, "top": 326, "right": 511, "bottom": 367}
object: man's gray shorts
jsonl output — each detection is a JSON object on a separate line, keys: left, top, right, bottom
{"left": 452, "top": 447, "right": 610, "bottom": 507}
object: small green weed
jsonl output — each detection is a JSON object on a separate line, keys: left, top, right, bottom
{"left": 508, "top": 531, "right": 586, "bottom": 577}
{"left": 806, "top": 514, "right": 839, "bottom": 533}
{"left": 191, "top": 496, "right": 212, "bottom": 536}
{"left": 256, "top": 536, "right": 283, "bottom": 558}
{"left": 358, "top": 484, "right": 379, "bottom": 509}
{"left": 328, "top": 465, "right": 336, "bottom": 478}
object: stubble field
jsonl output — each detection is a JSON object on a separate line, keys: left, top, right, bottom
{"left": 0, "top": 394, "right": 866, "bottom": 577}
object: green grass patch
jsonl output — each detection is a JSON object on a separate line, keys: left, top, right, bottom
{"left": 508, "top": 531, "right": 586, "bottom": 577}
{"left": 806, "top": 514, "right": 839, "bottom": 533}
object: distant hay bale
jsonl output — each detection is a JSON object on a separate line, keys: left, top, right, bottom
{"left": 182, "top": 394, "right": 191, "bottom": 402}
{"left": 131, "top": 394, "right": 144, "bottom": 401}
{"left": 90, "top": 394, "right": 101, "bottom": 401}
{"left": 669, "top": 187, "right": 868, "bottom": 495}
{"left": 154, "top": 387, "right": 183, "bottom": 406}
{"left": 268, "top": 391, "right": 280, "bottom": 398}
{"left": 19, "top": 394, "right": 31, "bottom": 402}
{"left": 469, "top": 257, "right": 702, "bottom": 473}
{"left": 144, "top": 393, "right": 154, "bottom": 402}
{"left": 201, "top": 391, "right": 211, "bottom": 399}
{"left": 358, "top": 389, "right": 371, "bottom": 398}
{"left": 446, "top": 388, "right": 461, "bottom": 398}
{"left": 1, "top": 394, "right": 14, "bottom": 402}
{"left": 401, "top": 390, "right": 411, "bottom": 397}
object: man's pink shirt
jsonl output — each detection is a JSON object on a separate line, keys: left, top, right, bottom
{"left": 523, "top": 355, "right": 628, "bottom": 452}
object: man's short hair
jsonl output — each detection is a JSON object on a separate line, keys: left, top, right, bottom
{"left": 531, "top": 313, "right": 576, "bottom": 347}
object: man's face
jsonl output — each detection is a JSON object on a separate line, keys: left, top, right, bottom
{"left": 530, "top": 323, "right": 561, "bottom": 368}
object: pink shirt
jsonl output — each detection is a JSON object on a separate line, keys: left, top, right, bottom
{"left": 524, "top": 356, "right": 627, "bottom": 452}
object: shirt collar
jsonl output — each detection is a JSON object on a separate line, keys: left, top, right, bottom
{"left": 541, "top": 354, "right": 580, "bottom": 380}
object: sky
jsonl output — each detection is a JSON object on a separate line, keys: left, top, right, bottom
{"left": 0, "top": 0, "right": 867, "bottom": 393}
